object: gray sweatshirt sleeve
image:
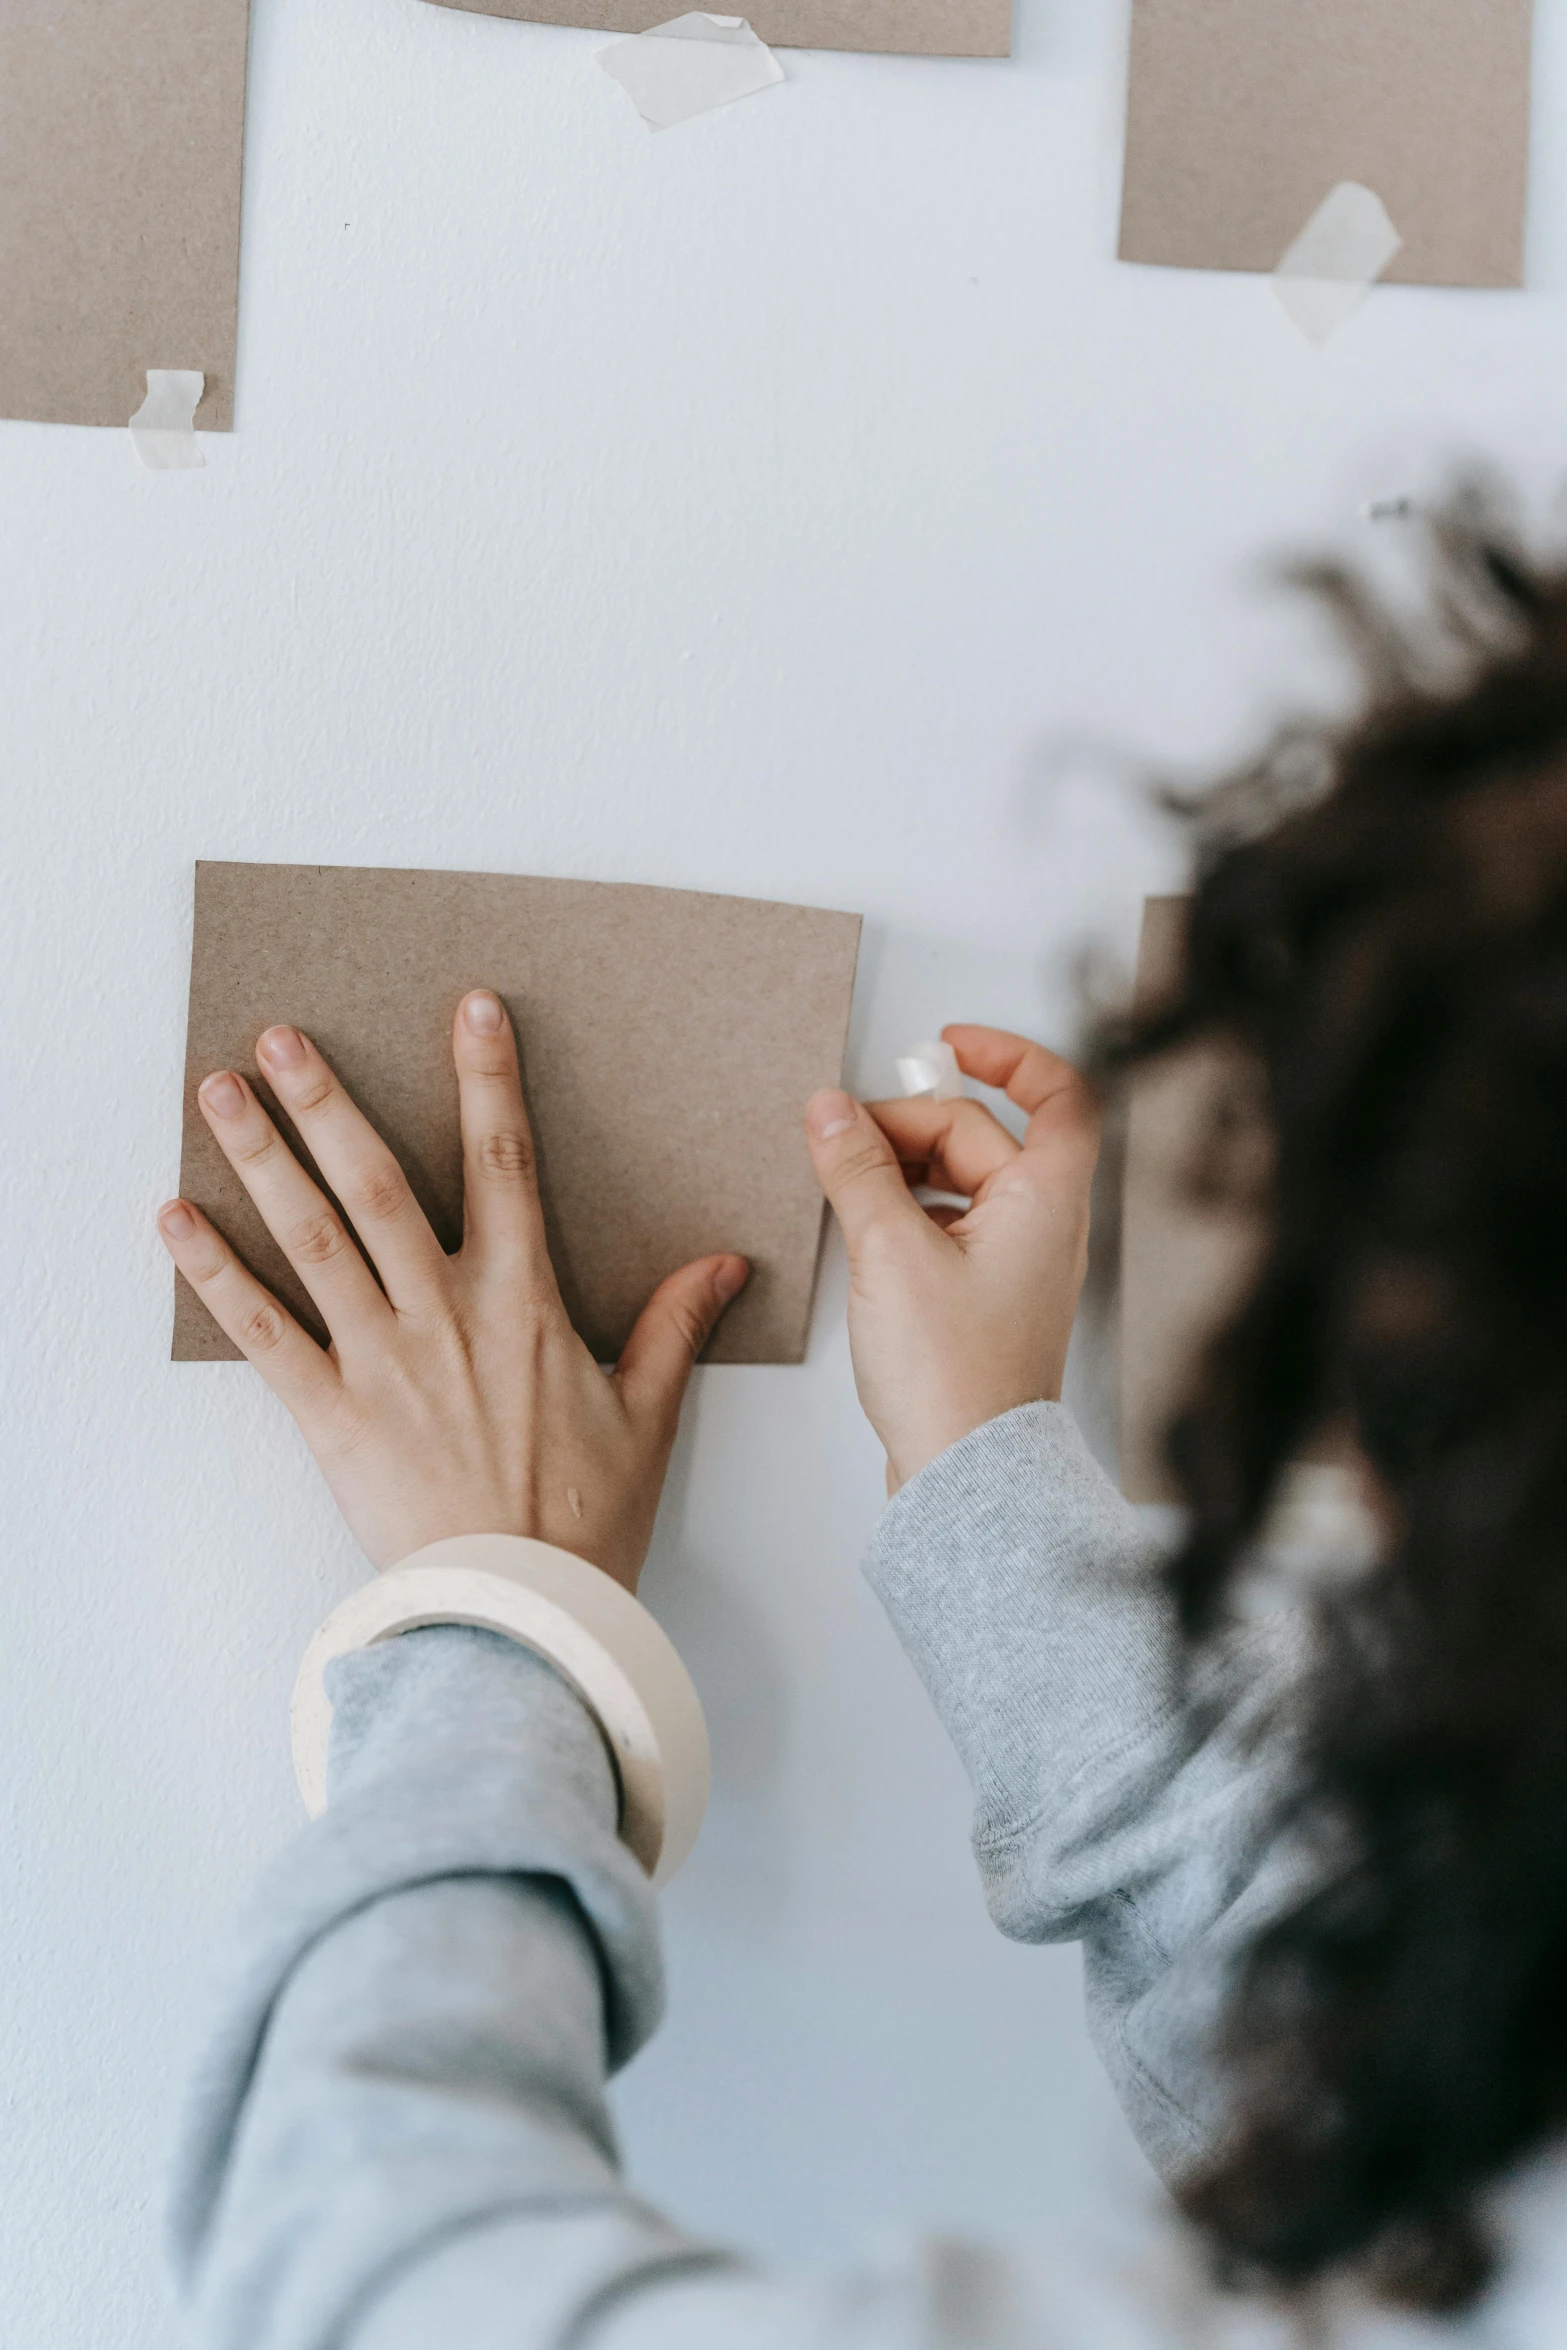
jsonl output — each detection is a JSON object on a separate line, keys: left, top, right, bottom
{"left": 169, "top": 1407, "right": 1305, "bottom": 2348}
{"left": 166, "top": 1625, "right": 695, "bottom": 2349}
{"left": 863, "top": 1400, "right": 1309, "bottom": 2179}
{"left": 172, "top": 1621, "right": 1121, "bottom": 2350}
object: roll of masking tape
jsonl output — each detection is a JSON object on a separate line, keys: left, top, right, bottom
{"left": 290, "top": 1533, "right": 710, "bottom": 1886}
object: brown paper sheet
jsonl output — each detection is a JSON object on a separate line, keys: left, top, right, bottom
{"left": 0, "top": 0, "right": 252, "bottom": 431}
{"left": 1119, "top": 898, "right": 1268, "bottom": 1504}
{"left": 174, "top": 863, "right": 862, "bottom": 1366}
{"left": 423, "top": 0, "right": 1010, "bottom": 61}
{"left": 1118, "top": 0, "right": 1533, "bottom": 289}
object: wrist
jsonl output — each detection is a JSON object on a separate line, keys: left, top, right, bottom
{"left": 350, "top": 1496, "right": 646, "bottom": 1592}
{"left": 884, "top": 1383, "right": 1060, "bottom": 1491}
{"left": 292, "top": 1532, "right": 708, "bottom": 1883}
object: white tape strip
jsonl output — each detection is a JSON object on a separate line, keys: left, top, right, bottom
{"left": 129, "top": 370, "right": 205, "bottom": 470}
{"left": 896, "top": 1039, "right": 963, "bottom": 1101}
{"left": 1273, "top": 183, "right": 1402, "bottom": 346}
{"left": 598, "top": 13, "right": 783, "bottom": 130}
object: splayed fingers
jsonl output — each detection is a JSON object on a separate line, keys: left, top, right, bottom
{"left": 250, "top": 1026, "right": 449, "bottom": 1312}
{"left": 158, "top": 1196, "right": 337, "bottom": 1411}
{"left": 162, "top": 1002, "right": 749, "bottom": 1580}
{"left": 194, "top": 1065, "right": 393, "bottom": 1336}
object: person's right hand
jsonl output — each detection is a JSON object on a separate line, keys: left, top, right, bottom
{"left": 805, "top": 1027, "right": 1101, "bottom": 1493}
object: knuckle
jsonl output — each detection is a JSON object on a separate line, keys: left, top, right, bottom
{"left": 289, "top": 1071, "right": 336, "bottom": 1117}
{"left": 511, "top": 1292, "right": 567, "bottom": 1352}
{"left": 345, "top": 1164, "right": 408, "bottom": 1225}
{"left": 833, "top": 1139, "right": 893, "bottom": 1191}
{"left": 318, "top": 1400, "right": 370, "bottom": 1462}
{"left": 288, "top": 1210, "right": 346, "bottom": 1267}
{"left": 232, "top": 1126, "right": 277, "bottom": 1169}
{"left": 240, "top": 1299, "right": 287, "bottom": 1354}
{"left": 667, "top": 1298, "right": 710, "bottom": 1360}
{"left": 477, "top": 1128, "right": 534, "bottom": 1181}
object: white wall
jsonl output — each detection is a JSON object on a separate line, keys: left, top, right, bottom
{"left": 5, "top": 0, "right": 1567, "bottom": 2337}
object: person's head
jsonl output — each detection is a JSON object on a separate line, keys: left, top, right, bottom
{"left": 1108, "top": 500, "right": 1567, "bottom": 2313}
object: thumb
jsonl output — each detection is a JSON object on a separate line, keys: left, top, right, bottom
{"left": 616, "top": 1253, "right": 750, "bottom": 1420}
{"left": 806, "top": 1089, "right": 926, "bottom": 1257}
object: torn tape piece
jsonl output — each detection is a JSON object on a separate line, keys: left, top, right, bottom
{"left": 129, "top": 371, "right": 205, "bottom": 470}
{"left": 895, "top": 1040, "right": 963, "bottom": 1102}
{"left": 598, "top": 14, "right": 783, "bottom": 131}
{"left": 1272, "top": 183, "right": 1402, "bottom": 346}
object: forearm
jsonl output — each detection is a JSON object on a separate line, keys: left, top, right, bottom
{"left": 862, "top": 1401, "right": 1187, "bottom": 1920}
{"left": 167, "top": 1545, "right": 1290, "bottom": 2348}
{"left": 169, "top": 1626, "right": 675, "bottom": 2348}
{"left": 863, "top": 1402, "right": 1310, "bottom": 2178}
{"left": 168, "top": 1623, "right": 1027, "bottom": 2350}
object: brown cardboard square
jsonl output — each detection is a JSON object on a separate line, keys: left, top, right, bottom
{"left": 1119, "top": 0, "right": 1533, "bottom": 290}
{"left": 422, "top": 0, "right": 1011, "bottom": 61}
{"left": 174, "top": 863, "right": 862, "bottom": 1366}
{"left": 0, "top": 0, "right": 252, "bottom": 431}
{"left": 1119, "top": 897, "right": 1269, "bottom": 1503}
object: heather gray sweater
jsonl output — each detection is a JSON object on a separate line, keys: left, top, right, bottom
{"left": 166, "top": 1403, "right": 1567, "bottom": 2347}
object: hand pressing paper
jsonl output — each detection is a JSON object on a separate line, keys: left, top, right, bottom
{"left": 598, "top": 14, "right": 783, "bottom": 129}
{"left": 173, "top": 864, "right": 861, "bottom": 1367}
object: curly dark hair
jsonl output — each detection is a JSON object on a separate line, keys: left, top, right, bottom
{"left": 1107, "top": 504, "right": 1567, "bottom": 2314}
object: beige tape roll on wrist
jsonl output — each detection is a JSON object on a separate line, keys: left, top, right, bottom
{"left": 289, "top": 1534, "right": 710, "bottom": 1886}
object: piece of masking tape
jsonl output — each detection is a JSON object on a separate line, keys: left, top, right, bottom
{"left": 129, "top": 371, "right": 206, "bottom": 470}
{"left": 598, "top": 13, "right": 783, "bottom": 131}
{"left": 1272, "top": 183, "right": 1402, "bottom": 346}
{"left": 896, "top": 1039, "right": 963, "bottom": 1101}
{"left": 291, "top": 1536, "right": 711, "bottom": 1888}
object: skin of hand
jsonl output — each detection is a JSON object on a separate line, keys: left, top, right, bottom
{"left": 156, "top": 991, "right": 748, "bottom": 1593}
{"left": 805, "top": 1024, "right": 1102, "bottom": 1494}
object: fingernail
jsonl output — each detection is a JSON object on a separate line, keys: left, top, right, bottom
{"left": 808, "top": 1089, "right": 856, "bottom": 1142}
{"left": 158, "top": 1201, "right": 195, "bottom": 1240}
{"left": 714, "top": 1256, "right": 750, "bottom": 1303}
{"left": 199, "top": 1071, "right": 246, "bottom": 1120}
{"left": 258, "top": 1025, "right": 306, "bottom": 1070}
{"left": 464, "top": 990, "right": 505, "bottom": 1035}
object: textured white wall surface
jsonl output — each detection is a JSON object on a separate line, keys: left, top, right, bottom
{"left": 6, "top": 0, "right": 1567, "bottom": 2339}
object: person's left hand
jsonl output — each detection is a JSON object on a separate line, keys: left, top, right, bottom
{"left": 156, "top": 991, "right": 748, "bottom": 1592}
{"left": 804, "top": 1026, "right": 1100, "bottom": 1492}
